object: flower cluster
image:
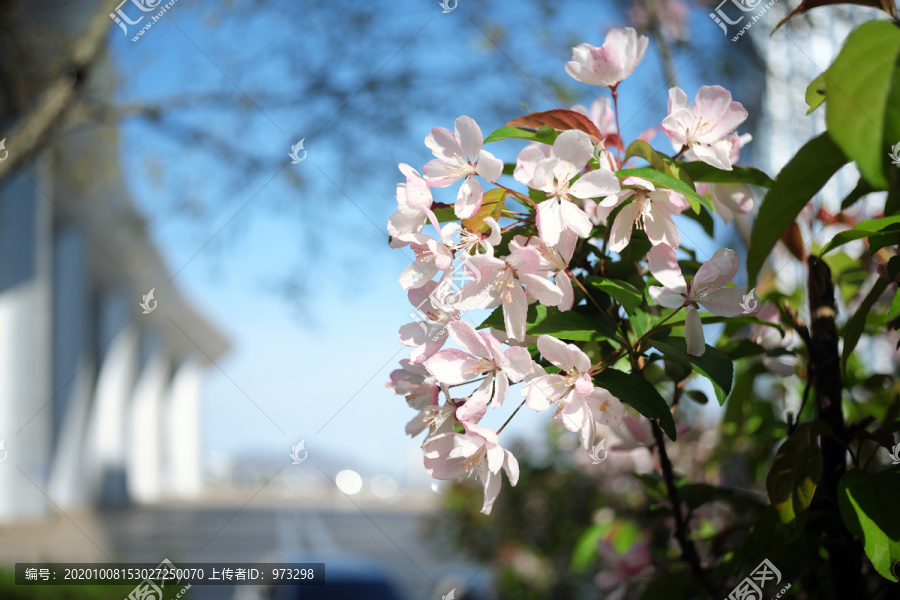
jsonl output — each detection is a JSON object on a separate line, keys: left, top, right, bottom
{"left": 386, "top": 27, "right": 758, "bottom": 514}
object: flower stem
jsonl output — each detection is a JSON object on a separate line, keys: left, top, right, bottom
{"left": 589, "top": 348, "right": 625, "bottom": 375}
{"left": 496, "top": 400, "right": 526, "bottom": 434}
{"left": 611, "top": 85, "right": 623, "bottom": 162}
{"left": 566, "top": 269, "right": 629, "bottom": 347}
{"left": 634, "top": 307, "right": 683, "bottom": 350}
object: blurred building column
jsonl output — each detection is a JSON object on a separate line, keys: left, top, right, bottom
{"left": 163, "top": 356, "right": 205, "bottom": 498}
{"left": 0, "top": 165, "right": 54, "bottom": 521}
{"left": 84, "top": 291, "right": 139, "bottom": 507}
{"left": 47, "top": 224, "right": 96, "bottom": 510}
{"left": 127, "top": 332, "right": 169, "bottom": 503}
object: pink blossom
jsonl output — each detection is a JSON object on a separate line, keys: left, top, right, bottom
{"left": 523, "top": 335, "right": 625, "bottom": 449}
{"left": 386, "top": 359, "right": 441, "bottom": 437}
{"left": 513, "top": 142, "right": 551, "bottom": 188}
{"left": 571, "top": 98, "right": 620, "bottom": 171}
{"left": 509, "top": 230, "right": 578, "bottom": 311}
{"left": 460, "top": 247, "right": 564, "bottom": 341}
{"left": 399, "top": 281, "right": 460, "bottom": 364}
{"left": 423, "top": 116, "right": 504, "bottom": 219}
{"left": 702, "top": 182, "right": 754, "bottom": 223}
{"left": 514, "top": 130, "right": 620, "bottom": 246}
{"left": 609, "top": 415, "right": 690, "bottom": 451}
{"left": 426, "top": 321, "right": 533, "bottom": 423}
{"left": 488, "top": 327, "right": 538, "bottom": 347}
{"left": 629, "top": 0, "right": 690, "bottom": 43}
{"left": 571, "top": 97, "right": 617, "bottom": 138}
{"left": 600, "top": 176, "right": 685, "bottom": 252}
{"left": 440, "top": 217, "right": 502, "bottom": 256}
{"left": 387, "top": 164, "right": 440, "bottom": 245}
{"left": 423, "top": 421, "right": 519, "bottom": 515}
{"left": 647, "top": 244, "right": 757, "bottom": 356}
{"left": 661, "top": 86, "right": 748, "bottom": 171}
{"left": 565, "top": 28, "right": 649, "bottom": 88}
{"left": 395, "top": 233, "right": 454, "bottom": 289}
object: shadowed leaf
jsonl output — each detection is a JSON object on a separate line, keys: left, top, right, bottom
{"left": 766, "top": 423, "right": 822, "bottom": 532}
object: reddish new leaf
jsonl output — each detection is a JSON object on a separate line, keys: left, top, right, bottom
{"left": 781, "top": 220, "right": 807, "bottom": 262}
{"left": 506, "top": 109, "right": 605, "bottom": 143}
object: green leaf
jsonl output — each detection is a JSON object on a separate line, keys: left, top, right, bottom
{"left": 806, "top": 70, "right": 828, "bottom": 114}
{"left": 681, "top": 199, "right": 716, "bottom": 237}
{"left": 630, "top": 308, "right": 654, "bottom": 339}
{"left": 820, "top": 215, "right": 900, "bottom": 256}
{"left": 766, "top": 423, "right": 822, "bottom": 531}
{"left": 678, "top": 162, "right": 774, "bottom": 188}
{"left": 838, "top": 468, "right": 900, "bottom": 582}
{"left": 633, "top": 474, "right": 668, "bottom": 501}
{"left": 825, "top": 20, "right": 900, "bottom": 189}
{"left": 624, "top": 140, "right": 669, "bottom": 172}
{"left": 885, "top": 291, "right": 900, "bottom": 325}
{"left": 594, "top": 368, "right": 676, "bottom": 441}
{"left": 841, "top": 177, "right": 875, "bottom": 211}
{"left": 615, "top": 167, "right": 712, "bottom": 213}
{"left": 570, "top": 522, "right": 609, "bottom": 572}
{"left": 586, "top": 276, "right": 644, "bottom": 316}
{"left": 431, "top": 206, "right": 456, "bottom": 223}
{"left": 680, "top": 483, "right": 763, "bottom": 511}
{"left": 717, "top": 338, "right": 766, "bottom": 360}
{"left": 842, "top": 277, "right": 890, "bottom": 369}
{"left": 462, "top": 187, "right": 507, "bottom": 233}
{"left": 478, "top": 304, "right": 610, "bottom": 341}
{"left": 747, "top": 132, "right": 848, "bottom": 284}
{"left": 647, "top": 333, "right": 734, "bottom": 405}
{"left": 483, "top": 125, "right": 558, "bottom": 145}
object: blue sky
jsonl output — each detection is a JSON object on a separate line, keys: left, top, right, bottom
{"left": 109, "top": 0, "right": 752, "bottom": 484}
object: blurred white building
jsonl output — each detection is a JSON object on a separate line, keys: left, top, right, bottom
{"left": 746, "top": 3, "right": 895, "bottom": 376}
{"left": 0, "top": 115, "right": 229, "bottom": 522}
{"left": 750, "top": 2, "right": 883, "bottom": 196}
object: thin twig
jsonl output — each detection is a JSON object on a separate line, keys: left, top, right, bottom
{"left": 651, "top": 421, "right": 720, "bottom": 599}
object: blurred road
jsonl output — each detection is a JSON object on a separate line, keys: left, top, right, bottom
{"left": 92, "top": 502, "right": 479, "bottom": 600}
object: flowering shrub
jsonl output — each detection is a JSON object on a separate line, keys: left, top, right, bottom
{"left": 390, "top": 5, "right": 900, "bottom": 597}
{"left": 387, "top": 25, "right": 759, "bottom": 516}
